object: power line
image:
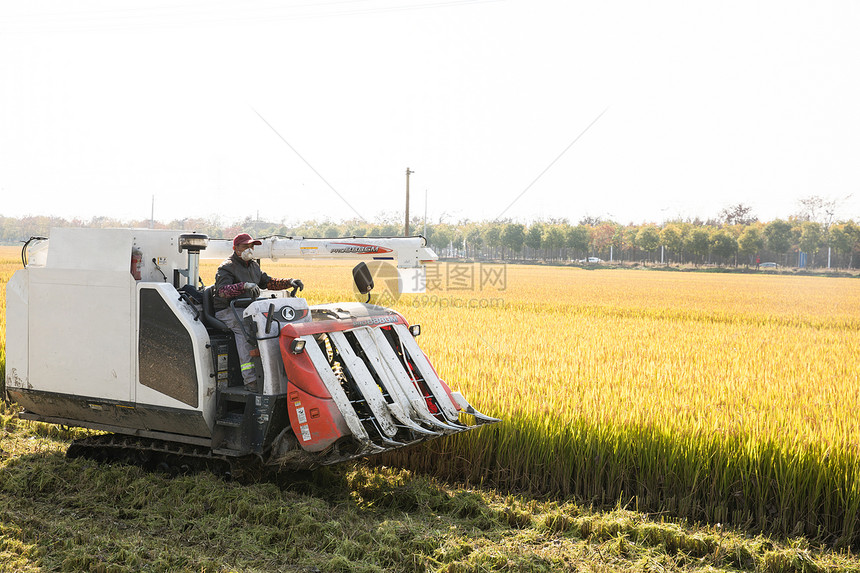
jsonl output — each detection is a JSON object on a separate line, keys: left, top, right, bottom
{"left": 494, "top": 107, "right": 609, "bottom": 221}
{"left": 252, "top": 107, "right": 368, "bottom": 223}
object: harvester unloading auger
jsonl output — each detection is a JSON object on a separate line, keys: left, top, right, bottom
{"left": 4, "top": 228, "right": 498, "bottom": 476}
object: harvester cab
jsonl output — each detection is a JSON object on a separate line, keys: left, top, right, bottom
{"left": 5, "top": 228, "right": 497, "bottom": 474}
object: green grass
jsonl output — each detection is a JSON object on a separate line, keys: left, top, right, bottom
{"left": 2, "top": 403, "right": 859, "bottom": 573}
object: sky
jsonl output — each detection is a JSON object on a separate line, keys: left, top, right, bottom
{"left": 1, "top": 0, "right": 859, "bottom": 227}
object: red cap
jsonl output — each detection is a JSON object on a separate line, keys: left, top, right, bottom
{"left": 233, "top": 233, "right": 262, "bottom": 248}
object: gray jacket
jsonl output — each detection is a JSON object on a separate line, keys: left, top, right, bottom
{"left": 213, "top": 253, "right": 274, "bottom": 311}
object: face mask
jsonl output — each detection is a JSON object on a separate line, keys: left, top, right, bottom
{"left": 240, "top": 248, "right": 254, "bottom": 261}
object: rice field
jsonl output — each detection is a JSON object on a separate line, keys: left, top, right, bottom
{"left": 394, "top": 266, "right": 860, "bottom": 547}
{"left": 239, "top": 260, "right": 860, "bottom": 547}
{"left": 2, "top": 247, "right": 859, "bottom": 548}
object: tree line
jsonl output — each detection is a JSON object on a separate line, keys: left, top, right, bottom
{"left": 422, "top": 217, "right": 860, "bottom": 269}
{"left": 1, "top": 201, "right": 858, "bottom": 269}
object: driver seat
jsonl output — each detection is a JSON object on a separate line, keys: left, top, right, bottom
{"left": 201, "top": 285, "right": 230, "bottom": 332}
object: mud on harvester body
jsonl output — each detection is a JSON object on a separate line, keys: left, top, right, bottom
{"left": 4, "top": 228, "right": 497, "bottom": 473}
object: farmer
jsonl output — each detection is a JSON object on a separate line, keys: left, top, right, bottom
{"left": 214, "top": 233, "right": 304, "bottom": 392}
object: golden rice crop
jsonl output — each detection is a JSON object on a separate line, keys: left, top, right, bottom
{"left": 380, "top": 265, "right": 860, "bottom": 546}
{"left": 3, "top": 251, "right": 859, "bottom": 545}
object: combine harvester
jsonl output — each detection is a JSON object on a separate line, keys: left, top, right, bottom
{"left": 4, "top": 228, "right": 497, "bottom": 476}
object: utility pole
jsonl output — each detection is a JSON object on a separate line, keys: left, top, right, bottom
{"left": 405, "top": 167, "right": 414, "bottom": 236}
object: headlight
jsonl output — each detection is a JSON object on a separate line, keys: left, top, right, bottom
{"left": 409, "top": 324, "right": 421, "bottom": 337}
{"left": 290, "top": 338, "right": 306, "bottom": 354}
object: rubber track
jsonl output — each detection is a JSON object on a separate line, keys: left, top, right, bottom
{"left": 66, "top": 433, "right": 263, "bottom": 480}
